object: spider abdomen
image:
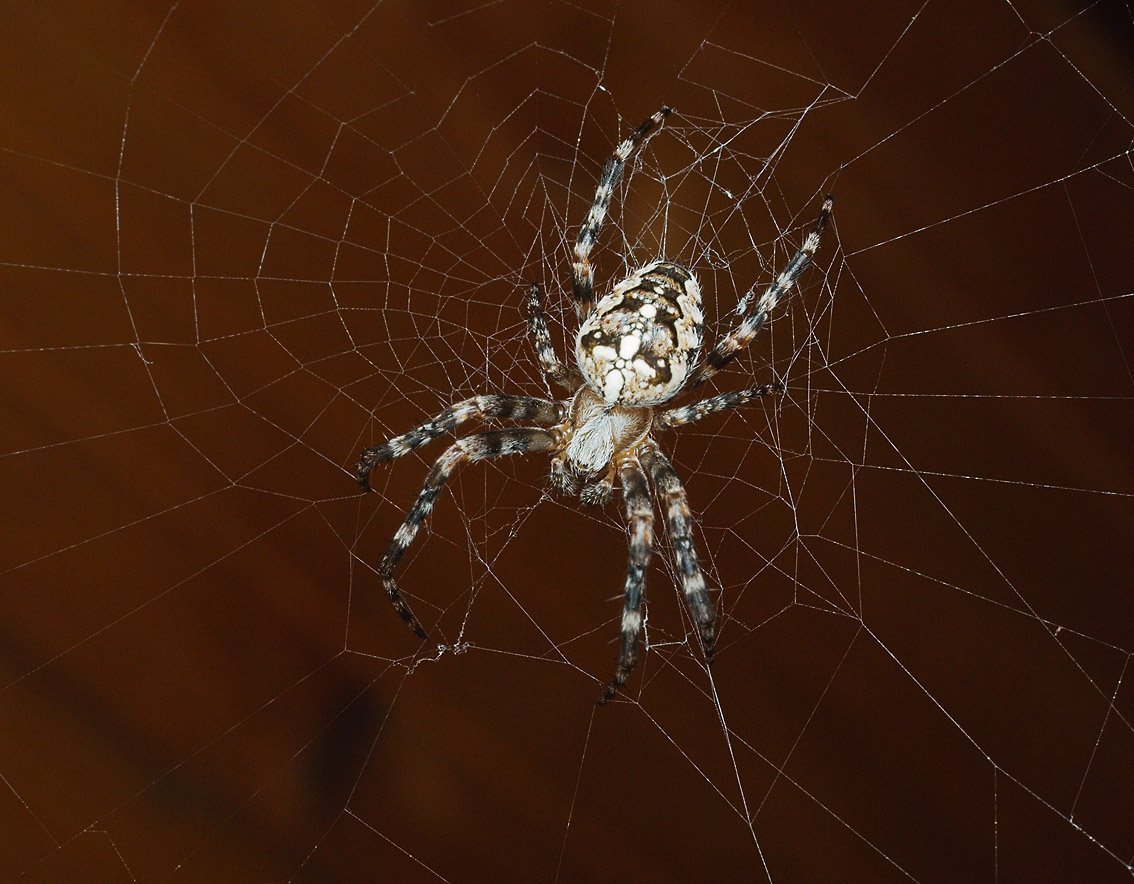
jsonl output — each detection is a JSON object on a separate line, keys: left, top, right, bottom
{"left": 575, "top": 260, "right": 703, "bottom": 406}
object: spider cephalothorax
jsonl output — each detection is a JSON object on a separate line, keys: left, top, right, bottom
{"left": 357, "top": 107, "right": 833, "bottom": 702}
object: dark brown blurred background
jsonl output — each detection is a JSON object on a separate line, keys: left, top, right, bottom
{"left": 2, "top": 1, "right": 1132, "bottom": 881}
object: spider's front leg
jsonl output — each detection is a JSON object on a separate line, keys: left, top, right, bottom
{"left": 640, "top": 444, "right": 716, "bottom": 661}
{"left": 377, "top": 428, "right": 557, "bottom": 638}
{"left": 597, "top": 456, "right": 655, "bottom": 703}
{"left": 357, "top": 394, "right": 562, "bottom": 490}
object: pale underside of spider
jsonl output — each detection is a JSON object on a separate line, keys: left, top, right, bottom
{"left": 357, "top": 107, "right": 833, "bottom": 703}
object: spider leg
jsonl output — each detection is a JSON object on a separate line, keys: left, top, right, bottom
{"left": 640, "top": 444, "right": 716, "bottom": 662}
{"left": 688, "top": 196, "right": 833, "bottom": 388}
{"left": 598, "top": 456, "right": 654, "bottom": 704}
{"left": 377, "top": 428, "right": 557, "bottom": 639}
{"left": 356, "top": 395, "right": 562, "bottom": 490}
{"left": 572, "top": 106, "right": 672, "bottom": 320}
{"left": 656, "top": 383, "right": 783, "bottom": 431}
{"left": 525, "top": 282, "right": 583, "bottom": 392}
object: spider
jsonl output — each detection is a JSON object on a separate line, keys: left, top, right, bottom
{"left": 357, "top": 107, "right": 833, "bottom": 703}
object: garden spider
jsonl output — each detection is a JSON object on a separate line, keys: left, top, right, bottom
{"left": 357, "top": 107, "right": 833, "bottom": 702}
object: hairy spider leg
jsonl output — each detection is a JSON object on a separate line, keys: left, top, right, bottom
{"left": 597, "top": 457, "right": 654, "bottom": 704}
{"left": 356, "top": 395, "right": 562, "bottom": 490}
{"left": 571, "top": 106, "right": 672, "bottom": 320}
{"left": 524, "top": 282, "right": 583, "bottom": 392}
{"left": 689, "top": 196, "right": 833, "bottom": 388}
{"left": 656, "top": 383, "right": 783, "bottom": 431}
{"left": 641, "top": 444, "right": 716, "bottom": 661}
{"left": 378, "top": 428, "right": 557, "bottom": 638}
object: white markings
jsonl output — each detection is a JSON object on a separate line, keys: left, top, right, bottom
{"left": 621, "top": 609, "right": 642, "bottom": 634}
{"left": 574, "top": 260, "right": 704, "bottom": 405}
{"left": 603, "top": 368, "right": 624, "bottom": 403}
{"left": 683, "top": 572, "right": 706, "bottom": 596}
{"left": 683, "top": 277, "right": 704, "bottom": 323}
{"left": 632, "top": 358, "right": 655, "bottom": 379}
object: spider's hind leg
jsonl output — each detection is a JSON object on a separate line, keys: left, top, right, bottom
{"left": 655, "top": 383, "right": 783, "bottom": 431}
{"left": 688, "top": 196, "right": 833, "bottom": 389}
{"left": 525, "top": 282, "right": 582, "bottom": 393}
{"left": 572, "top": 106, "right": 672, "bottom": 320}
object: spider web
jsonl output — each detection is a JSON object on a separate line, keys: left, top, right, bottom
{"left": 2, "top": 1, "right": 1132, "bottom": 880}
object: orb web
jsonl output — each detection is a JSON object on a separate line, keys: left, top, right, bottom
{"left": 1, "top": 2, "right": 1131, "bottom": 880}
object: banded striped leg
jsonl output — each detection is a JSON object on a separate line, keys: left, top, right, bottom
{"left": 572, "top": 106, "right": 672, "bottom": 319}
{"left": 640, "top": 444, "right": 716, "bottom": 661}
{"left": 525, "top": 282, "right": 582, "bottom": 392}
{"left": 379, "top": 428, "right": 557, "bottom": 638}
{"left": 357, "top": 395, "right": 562, "bottom": 490}
{"left": 655, "top": 383, "right": 783, "bottom": 431}
{"left": 688, "top": 196, "right": 833, "bottom": 388}
{"left": 598, "top": 457, "right": 655, "bottom": 704}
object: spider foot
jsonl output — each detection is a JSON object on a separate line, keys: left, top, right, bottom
{"left": 597, "top": 657, "right": 638, "bottom": 705}
{"left": 580, "top": 478, "right": 613, "bottom": 508}
{"left": 549, "top": 457, "right": 578, "bottom": 497}
{"left": 356, "top": 443, "right": 395, "bottom": 491}
{"left": 597, "top": 627, "right": 640, "bottom": 704}
{"left": 356, "top": 459, "right": 375, "bottom": 492}
{"left": 699, "top": 625, "right": 716, "bottom": 666}
{"left": 596, "top": 674, "right": 626, "bottom": 705}
{"left": 382, "top": 574, "right": 428, "bottom": 640}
